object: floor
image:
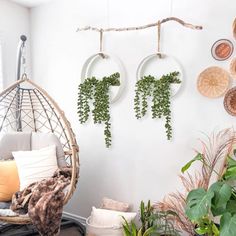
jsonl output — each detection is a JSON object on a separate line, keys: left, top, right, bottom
{"left": 0, "top": 217, "right": 85, "bottom": 235}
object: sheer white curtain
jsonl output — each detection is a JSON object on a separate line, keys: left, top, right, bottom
{"left": 0, "top": 42, "right": 3, "bottom": 91}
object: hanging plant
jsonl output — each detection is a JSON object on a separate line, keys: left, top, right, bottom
{"left": 77, "top": 72, "right": 120, "bottom": 147}
{"left": 134, "top": 71, "right": 181, "bottom": 139}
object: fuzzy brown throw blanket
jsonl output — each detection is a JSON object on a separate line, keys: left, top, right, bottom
{"left": 11, "top": 168, "right": 72, "bottom": 236}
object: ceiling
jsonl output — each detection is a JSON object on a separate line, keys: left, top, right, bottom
{"left": 10, "top": 0, "right": 53, "bottom": 8}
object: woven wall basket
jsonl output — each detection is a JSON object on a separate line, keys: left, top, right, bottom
{"left": 224, "top": 86, "right": 236, "bottom": 116}
{"left": 197, "top": 66, "right": 230, "bottom": 98}
{"left": 233, "top": 18, "right": 236, "bottom": 40}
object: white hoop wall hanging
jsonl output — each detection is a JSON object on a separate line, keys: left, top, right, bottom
{"left": 136, "top": 52, "right": 183, "bottom": 97}
{"left": 81, "top": 52, "right": 125, "bottom": 103}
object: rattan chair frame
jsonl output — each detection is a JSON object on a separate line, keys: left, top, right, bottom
{"left": 0, "top": 78, "right": 79, "bottom": 224}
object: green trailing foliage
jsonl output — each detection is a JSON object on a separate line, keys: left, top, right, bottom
{"left": 122, "top": 200, "right": 180, "bottom": 236}
{"left": 77, "top": 72, "right": 120, "bottom": 147}
{"left": 134, "top": 72, "right": 181, "bottom": 140}
{"left": 183, "top": 151, "right": 236, "bottom": 235}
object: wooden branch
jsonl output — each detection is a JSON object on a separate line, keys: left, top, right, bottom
{"left": 76, "top": 17, "right": 203, "bottom": 32}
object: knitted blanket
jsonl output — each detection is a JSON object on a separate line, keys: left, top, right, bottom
{"left": 11, "top": 168, "right": 72, "bottom": 236}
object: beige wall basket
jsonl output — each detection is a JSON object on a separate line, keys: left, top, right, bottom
{"left": 197, "top": 66, "right": 230, "bottom": 98}
{"left": 230, "top": 58, "right": 236, "bottom": 78}
{"left": 233, "top": 18, "right": 236, "bottom": 40}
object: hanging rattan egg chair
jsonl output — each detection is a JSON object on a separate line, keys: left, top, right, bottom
{"left": 0, "top": 75, "right": 79, "bottom": 224}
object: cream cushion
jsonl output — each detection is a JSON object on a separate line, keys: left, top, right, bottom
{"left": 12, "top": 145, "right": 58, "bottom": 190}
{"left": 0, "top": 132, "right": 31, "bottom": 160}
{"left": 101, "top": 197, "right": 130, "bottom": 212}
{"left": 0, "top": 160, "right": 20, "bottom": 201}
{"left": 31, "top": 132, "right": 67, "bottom": 167}
{"left": 89, "top": 207, "right": 137, "bottom": 227}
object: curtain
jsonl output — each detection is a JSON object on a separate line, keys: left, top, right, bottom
{"left": 0, "top": 42, "right": 3, "bottom": 91}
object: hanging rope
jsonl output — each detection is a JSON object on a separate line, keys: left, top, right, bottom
{"left": 157, "top": 21, "right": 162, "bottom": 58}
{"left": 99, "top": 29, "right": 105, "bottom": 58}
{"left": 99, "top": 29, "right": 103, "bottom": 52}
{"left": 76, "top": 17, "right": 203, "bottom": 32}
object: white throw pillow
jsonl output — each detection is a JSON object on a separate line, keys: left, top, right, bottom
{"left": 12, "top": 145, "right": 58, "bottom": 190}
{"left": 89, "top": 207, "right": 137, "bottom": 227}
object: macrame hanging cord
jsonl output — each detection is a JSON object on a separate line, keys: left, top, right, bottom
{"left": 157, "top": 20, "right": 161, "bottom": 57}
{"left": 99, "top": 29, "right": 106, "bottom": 58}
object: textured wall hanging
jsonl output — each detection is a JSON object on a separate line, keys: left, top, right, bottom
{"left": 197, "top": 66, "right": 230, "bottom": 98}
{"left": 211, "top": 39, "right": 234, "bottom": 61}
{"left": 233, "top": 18, "right": 236, "bottom": 40}
{"left": 230, "top": 58, "right": 236, "bottom": 78}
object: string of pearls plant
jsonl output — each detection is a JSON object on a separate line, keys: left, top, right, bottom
{"left": 134, "top": 71, "right": 181, "bottom": 139}
{"left": 78, "top": 72, "right": 120, "bottom": 147}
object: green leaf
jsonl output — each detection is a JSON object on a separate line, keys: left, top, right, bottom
{"left": 185, "top": 188, "right": 214, "bottom": 221}
{"left": 226, "top": 200, "right": 236, "bottom": 214}
{"left": 220, "top": 213, "right": 236, "bottom": 236}
{"left": 195, "top": 226, "right": 209, "bottom": 235}
{"left": 223, "top": 166, "right": 236, "bottom": 180}
{"left": 143, "top": 227, "right": 156, "bottom": 236}
{"left": 209, "top": 182, "right": 232, "bottom": 216}
{"left": 138, "top": 228, "right": 143, "bottom": 236}
{"left": 181, "top": 153, "right": 202, "bottom": 173}
{"left": 131, "top": 222, "right": 137, "bottom": 236}
{"left": 227, "top": 155, "right": 236, "bottom": 167}
{"left": 212, "top": 223, "right": 220, "bottom": 236}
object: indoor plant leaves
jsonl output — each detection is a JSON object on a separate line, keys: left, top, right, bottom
{"left": 134, "top": 71, "right": 181, "bottom": 140}
{"left": 209, "top": 182, "right": 232, "bottom": 216}
{"left": 77, "top": 72, "right": 120, "bottom": 147}
{"left": 220, "top": 213, "right": 236, "bottom": 236}
{"left": 186, "top": 188, "right": 214, "bottom": 221}
{"left": 181, "top": 153, "right": 203, "bottom": 173}
{"left": 223, "top": 156, "right": 236, "bottom": 181}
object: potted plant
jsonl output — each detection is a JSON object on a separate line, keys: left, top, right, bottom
{"left": 134, "top": 71, "right": 181, "bottom": 140}
{"left": 182, "top": 147, "right": 236, "bottom": 235}
{"left": 77, "top": 72, "right": 120, "bottom": 147}
{"left": 122, "top": 200, "right": 180, "bottom": 236}
{"left": 155, "top": 129, "right": 236, "bottom": 235}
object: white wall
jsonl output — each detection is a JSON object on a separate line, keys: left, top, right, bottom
{"left": 0, "top": 0, "right": 30, "bottom": 87}
{"left": 30, "top": 0, "right": 236, "bottom": 217}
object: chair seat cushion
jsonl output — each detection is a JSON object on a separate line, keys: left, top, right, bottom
{"left": 0, "top": 201, "right": 11, "bottom": 209}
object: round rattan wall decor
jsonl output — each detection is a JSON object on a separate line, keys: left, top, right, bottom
{"left": 224, "top": 87, "right": 236, "bottom": 116}
{"left": 197, "top": 66, "right": 230, "bottom": 98}
{"left": 230, "top": 57, "right": 236, "bottom": 78}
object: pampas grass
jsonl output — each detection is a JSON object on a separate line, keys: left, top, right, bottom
{"left": 154, "top": 128, "right": 236, "bottom": 235}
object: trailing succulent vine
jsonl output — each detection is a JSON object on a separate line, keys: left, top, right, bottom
{"left": 134, "top": 71, "right": 181, "bottom": 140}
{"left": 77, "top": 72, "right": 120, "bottom": 148}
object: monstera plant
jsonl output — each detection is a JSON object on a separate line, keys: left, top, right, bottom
{"left": 182, "top": 153, "right": 236, "bottom": 236}
{"left": 77, "top": 72, "right": 120, "bottom": 147}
